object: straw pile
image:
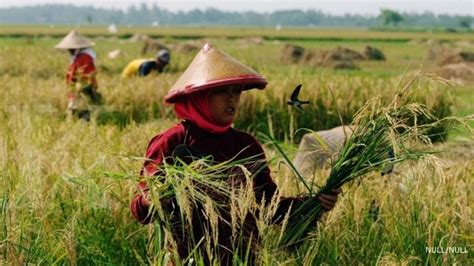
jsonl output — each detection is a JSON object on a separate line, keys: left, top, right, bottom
{"left": 303, "top": 49, "right": 360, "bottom": 69}
{"left": 281, "top": 44, "right": 305, "bottom": 63}
{"left": 141, "top": 39, "right": 169, "bottom": 55}
{"left": 435, "top": 63, "right": 474, "bottom": 84}
{"left": 363, "top": 45, "right": 386, "bottom": 60}
{"left": 282, "top": 45, "right": 385, "bottom": 70}
{"left": 425, "top": 43, "right": 474, "bottom": 84}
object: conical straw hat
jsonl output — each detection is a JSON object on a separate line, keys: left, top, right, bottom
{"left": 316, "top": 125, "right": 354, "bottom": 153}
{"left": 165, "top": 43, "right": 267, "bottom": 103}
{"left": 55, "top": 30, "right": 95, "bottom": 49}
{"left": 293, "top": 125, "right": 354, "bottom": 175}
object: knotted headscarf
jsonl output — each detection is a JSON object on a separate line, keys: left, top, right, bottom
{"left": 174, "top": 91, "right": 232, "bottom": 134}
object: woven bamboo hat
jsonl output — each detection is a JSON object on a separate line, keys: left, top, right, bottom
{"left": 165, "top": 43, "right": 267, "bottom": 103}
{"left": 55, "top": 30, "right": 95, "bottom": 50}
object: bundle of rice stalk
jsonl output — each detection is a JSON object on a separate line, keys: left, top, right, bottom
{"left": 273, "top": 96, "right": 443, "bottom": 247}
{"left": 147, "top": 156, "right": 236, "bottom": 220}
{"left": 143, "top": 150, "right": 260, "bottom": 257}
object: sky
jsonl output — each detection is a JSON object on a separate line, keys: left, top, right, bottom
{"left": 0, "top": 0, "right": 473, "bottom": 16}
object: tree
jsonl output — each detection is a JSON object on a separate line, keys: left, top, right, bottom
{"left": 379, "top": 9, "right": 403, "bottom": 26}
{"left": 458, "top": 17, "right": 471, "bottom": 29}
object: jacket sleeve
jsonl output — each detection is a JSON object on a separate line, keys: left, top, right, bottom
{"left": 242, "top": 135, "right": 277, "bottom": 205}
{"left": 130, "top": 132, "right": 180, "bottom": 224}
{"left": 66, "top": 60, "right": 78, "bottom": 85}
{"left": 130, "top": 182, "right": 155, "bottom": 224}
{"left": 246, "top": 135, "right": 316, "bottom": 225}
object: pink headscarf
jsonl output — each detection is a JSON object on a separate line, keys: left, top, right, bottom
{"left": 174, "top": 91, "right": 232, "bottom": 134}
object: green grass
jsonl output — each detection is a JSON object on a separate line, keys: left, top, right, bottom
{"left": 0, "top": 31, "right": 473, "bottom": 264}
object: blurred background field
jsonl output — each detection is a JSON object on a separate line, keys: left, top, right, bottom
{"left": 1, "top": 25, "right": 473, "bottom": 264}
{"left": 2, "top": 25, "right": 474, "bottom": 41}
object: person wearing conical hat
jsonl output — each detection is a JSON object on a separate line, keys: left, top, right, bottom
{"left": 56, "top": 29, "right": 102, "bottom": 120}
{"left": 130, "top": 43, "right": 341, "bottom": 264}
{"left": 121, "top": 49, "right": 170, "bottom": 78}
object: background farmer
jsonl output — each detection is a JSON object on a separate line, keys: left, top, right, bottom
{"left": 130, "top": 43, "right": 341, "bottom": 264}
{"left": 121, "top": 49, "right": 170, "bottom": 78}
{"left": 55, "top": 29, "right": 102, "bottom": 120}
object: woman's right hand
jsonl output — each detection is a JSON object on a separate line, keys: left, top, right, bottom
{"left": 140, "top": 192, "right": 152, "bottom": 207}
{"left": 317, "top": 188, "right": 342, "bottom": 211}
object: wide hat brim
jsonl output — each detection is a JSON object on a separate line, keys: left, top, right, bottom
{"left": 55, "top": 30, "right": 95, "bottom": 49}
{"left": 165, "top": 43, "right": 267, "bottom": 103}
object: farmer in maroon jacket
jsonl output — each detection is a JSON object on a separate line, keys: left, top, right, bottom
{"left": 130, "top": 43, "right": 340, "bottom": 264}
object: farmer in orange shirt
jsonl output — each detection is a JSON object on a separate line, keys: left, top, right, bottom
{"left": 56, "top": 30, "right": 102, "bottom": 120}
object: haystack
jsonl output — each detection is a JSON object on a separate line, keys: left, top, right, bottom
{"left": 440, "top": 51, "right": 474, "bottom": 66}
{"left": 128, "top": 33, "right": 150, "bottom": 42}
{"left": 331, "top": 46, "right": 365, "bottom": 61}
{"left": 303, "top": 49, "right": 360, "bottom": 70}
{"left": 455, "top": 40, "right": 474, "bottom": 49}
{"left": 425, "top": 43, "right": 453, "bottom": 63}
{"left": 281, "top": 44, "right": 305, "bottom": 63}
{"left": 246, "top": 36, "right": 264, "bottom": 45}
{"left": 283, "top": 45, "right": 363, "bottom": 70}
{"left": 435, "top": 63, "right": 474, "bottom": 84}
{"left": 424, "top": 44, "right": 474, "bottom": 66}
{"left": 166, "top": 40, "right": 201, "bottom": 54}
{"left": 141, "top": 39, "right": 169, "bottom": 55}
{"left": 238, "top": 36, "right": 264, "bottom": 46}
{"left": 407, "top": 39, "right": 422, "bottom": 45}
{"left": 301, "top": 50, "right": 318, "bottom": 65}
{"left": 177, "top": 43, "right": 200, "bottom": 53}
{"left": 363, "top": 45, "right": 385, "bottom": 60}
{"left": 331, "top": 60, "right": 360, "bottom": 70}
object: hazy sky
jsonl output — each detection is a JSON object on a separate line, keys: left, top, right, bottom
{"left": 0, "top": 0, "right": 473, "bottom": 15}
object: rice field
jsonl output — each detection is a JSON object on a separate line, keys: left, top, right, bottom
{"left": 3, "top": 25, "right": 474, "bottom": 41}
{"left": 0, "top": 27, "right": 473, "bottom": 265}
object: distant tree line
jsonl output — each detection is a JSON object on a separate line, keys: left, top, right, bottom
{"left": 0, "top": 3, "right": 472, "bottom": 29}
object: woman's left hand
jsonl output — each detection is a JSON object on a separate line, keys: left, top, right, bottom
{"left": 318, "top": 188, "right": 342, "bottom": 211}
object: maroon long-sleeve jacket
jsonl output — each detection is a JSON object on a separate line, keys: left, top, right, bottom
{"left": 130, "top": 120, "right": 313, "bottom": 263}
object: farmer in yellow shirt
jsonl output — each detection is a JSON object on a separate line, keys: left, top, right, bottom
{"left": 121, "top": 49, "right": 170, "bottom": 78}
